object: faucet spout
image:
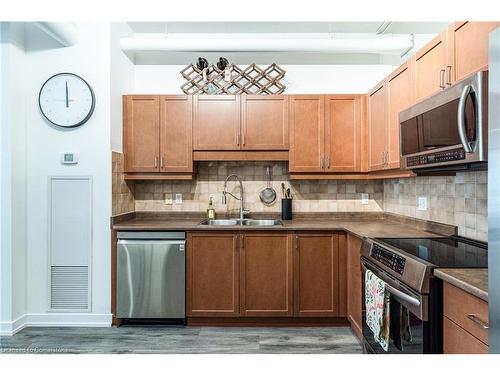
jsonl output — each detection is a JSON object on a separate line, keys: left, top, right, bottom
{"left": 222, "top": 174, "right": 245, "bottom": 221}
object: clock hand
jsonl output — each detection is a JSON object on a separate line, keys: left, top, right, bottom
{"left": 65, "top": 81, "right": 69, "bottom": 108}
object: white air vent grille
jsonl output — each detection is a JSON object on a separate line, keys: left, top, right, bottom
{"left": 50, "top": 266, "right": 89, "bottom": 310}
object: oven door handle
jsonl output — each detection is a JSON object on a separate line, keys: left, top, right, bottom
{"left": 361, "top": 259, "right": 421, "bottom": 307}
{"left": 457, "top": 84, "right": 474, "bottom": 153}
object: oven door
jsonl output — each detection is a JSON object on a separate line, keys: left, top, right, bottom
{"left": 361, "top": 257, "right": 429, "bottom": 354}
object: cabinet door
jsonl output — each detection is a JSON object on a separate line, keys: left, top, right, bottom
{"left": 159, "top": 95, "right": 193, "bottom": 172}
{"left": 240, "top": 233, "right": 293, "bottom": 316}
{"left": 186, "top": 232, "right": 239, "bottom": 317}
{"left": 241, "top": 95, "right": 289, "bottom": 150}
{"left": 193, "top": 95, "right": 241, "bottom": 150}
{"left": 451, "top": 22, "right": 500, "bottom": 83}
{"left": 289, "top": 95, "right": 325, "bottom": 172}
{"left": 324, "top": 95, "right": 361, "bottom": 172}
{"left": 347, "top": 234, "right": 363, "bottom": 339}
{"left": 414, "top": 31, "right": 448, "bottom": 102}
{"left": 368, "top": 84, "right": 388, "bottom": 171}
{"left": 387, "top": 63, "right": 414, "bottom": 169}
{"left": 123, "top": 95, "right": 159, "bottom": 172}
{"left": 294, "top": 233, "right": 340, "bottom": 317}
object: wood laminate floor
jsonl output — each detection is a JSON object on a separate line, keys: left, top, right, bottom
{"left": 0, "top": 326, "right": 362, "bottom": 354}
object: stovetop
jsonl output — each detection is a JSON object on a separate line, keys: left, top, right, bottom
{"left": 375, "top": 236, "right": 488, "bottom": 268}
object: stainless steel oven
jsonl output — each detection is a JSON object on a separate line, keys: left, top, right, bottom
{"left": 400, "top": 71, "right": 488, "bottom": 172}
{"left": 360, "top": 257, "right": 436, "bottom": 354}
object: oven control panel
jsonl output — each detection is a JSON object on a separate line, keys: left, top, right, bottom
{"left": 370, "top": 244, "right": 406, "bottom": 275}
{"left": 406, "top": 148, "right": 466, "bottom": 167}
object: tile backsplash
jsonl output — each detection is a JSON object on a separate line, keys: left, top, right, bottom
{"left": 384, "top": 171, "right": 487, "bottom": 241}
{"left": 133, "top": 161, "right": 384, "bottom": 214}
{"left": 112, "top": 152, "right": 488, "bottom": 242}
{"left": 112, "top": 152, "right": 135, "bottom": 215}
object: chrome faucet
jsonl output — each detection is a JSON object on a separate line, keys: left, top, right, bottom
{"left": 222, "top": 174, "right": 246, "bottom": 221}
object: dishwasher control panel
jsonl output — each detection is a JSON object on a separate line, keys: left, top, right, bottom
{"left": 370, "top": 243, "right": 406, "bottom": 275}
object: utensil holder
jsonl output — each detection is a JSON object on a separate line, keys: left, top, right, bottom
{"left": 281, "top": 198, "right": 293, "bottom": 220}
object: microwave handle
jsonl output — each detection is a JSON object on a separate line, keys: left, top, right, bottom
{"left": 457, "top": 84, "right": 474, "bottom": 153}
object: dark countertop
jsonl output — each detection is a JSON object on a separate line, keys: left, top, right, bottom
{"left": 112, "top": 212, "right": 453, "bottom": 240}
{"left": 434, "top": 268, "right": 488, "bottom": 302}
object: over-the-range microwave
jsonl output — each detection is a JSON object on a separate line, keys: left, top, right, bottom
{"left": 399, "top": 71, "right": 488, "bottom": 172}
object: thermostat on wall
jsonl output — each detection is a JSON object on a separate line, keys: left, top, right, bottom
{"left": 61, "top": 153, "right": 79, "bottom": 165}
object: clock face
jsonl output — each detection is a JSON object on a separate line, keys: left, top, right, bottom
{"left": 39, "top": 73, "right": 95, "bottom": 128}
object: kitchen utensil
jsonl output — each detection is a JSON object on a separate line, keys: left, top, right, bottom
{"left": 217, "top": 57, "right": 229, "bottom": 70}
{"left": 286, "top": 188, "right": 291, "bottom": 199}
{"left": 259, "top": 166, "right": 277, "bottom": 205}
{"left": 281, "top": 183, "right": 286, "bottom": 197}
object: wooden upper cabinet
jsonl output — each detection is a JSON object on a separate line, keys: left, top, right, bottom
{"left": 159, "top": 95, "right": 193, "bottom": 173}
{"left": 186, "top": 232, "right": 240, "bottom": 317}
{"left": 450, "top": 22, "right": 500, "bottom": 83}
{"left": 368, "top": 83, "right": 388, "bottom": 171}
{"left": 241, "top": 95, "right": 289, "bottom": 150}
{"left": 324, "top": 95, "right": 362, "bottom": 172}
{"left": 240, "top": 232, "right": 293, "bottom": 317}
{"left": 387, "top": 62, "right": 414, "bottom": 169}
{"left": 289, "top": 95, "right": 325, "bottom": 173}
{"left": 123, "top": 95, "right": 160, "bottom": 172}
{"left": 193, "top": 95, "right": 241, "bottom": 150}
{"left": 294, "top": 233, "right": 340, "bottom": 317}
{"left": 414, "top": 31, "right": 448, "bottom": 102}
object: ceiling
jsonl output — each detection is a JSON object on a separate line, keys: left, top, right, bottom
{"left": 127, "top": 22, "right": 448, "bottom": 35}
{"left": 124, "top": 22, "right": 449, "bottom": 65}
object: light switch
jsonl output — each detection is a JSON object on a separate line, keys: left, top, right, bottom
{"left": 361, "top": 193, "right": 369, "bottom": 204}
{"left": 175, "top": 193, "right": 183, "bottom": 204}
{"left": 418, "top": 196, "right": 428, "bottom": 211}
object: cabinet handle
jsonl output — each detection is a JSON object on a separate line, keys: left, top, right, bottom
{"left": 295, "top": 235, "right": 299, "bottom": 250}
{"left": 446, "top": 65, "right": 453, "bottom": 86}
{"left": 160, "top": 157, "right": 164, "bottom": 168}
{"left": 467, "top": 314, "right": 489, "bottom": 329}
{"left": 439, "top": 69, "right": 446, "bottom": 89}
{"left": 237, "top": 134, "right": 240, "bottom": 146}
{"left": 385, "top": 151, "right": 389, "bottom": 167}
{"left": 326, "top": 156, "right": 330, "bottom": 169}
{"left": 154, "top": 156, "right": 158, "bottom": 168}
{"left": 320, "top": 156, "right": 325, "bottom": 169}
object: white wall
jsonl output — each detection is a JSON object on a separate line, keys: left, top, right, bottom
{"left": 110, "top": 23, "right": 134, "bottom": 152}
{"left": 22, "top": 23, "right": 112, "bottom": 326}
{"left": 0, "top": 22, "right": 28, "bottom": 334}
{"left": 133, "top": 64, "right": 394, "bottom": 94}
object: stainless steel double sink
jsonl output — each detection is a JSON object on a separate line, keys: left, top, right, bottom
{"left": 199, "top": 218, "right": 283, "bottom": 226}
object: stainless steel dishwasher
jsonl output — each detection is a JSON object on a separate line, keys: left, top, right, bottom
{"left": 117, "top": 231, "right": 185, "bottom": 320}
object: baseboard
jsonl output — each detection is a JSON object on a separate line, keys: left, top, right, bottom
{"left": 0, "top": 313, "right": 112, "bottom": 336}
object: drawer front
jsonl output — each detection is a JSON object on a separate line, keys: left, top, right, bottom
{"left": 444, "top": 317, "right": 488, "bottom": 354}
{"left": 444, "top": 282, "right": 489, "bottom": 345}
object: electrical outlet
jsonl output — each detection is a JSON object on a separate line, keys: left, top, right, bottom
{"left": 418, "top": 196, "right": 428, "bottom": 211}
{"left": 361, "top": 193, "right": 369, "bottom": 204}
{"left": 175, "top": 193, "right": 183, "bottom": 204}
{"left": 209, "top": 194, "right": 216, "bottom": 203}
{"left": 164, "top": 193, "right": 173, "bottom": 205}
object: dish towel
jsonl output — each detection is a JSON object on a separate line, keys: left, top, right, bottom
{"left": 365, "top": 270, "right": 390, "bottom": 351}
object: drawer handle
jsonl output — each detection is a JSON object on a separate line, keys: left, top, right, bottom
{"left": 467, "top": 314, "right": 489, "bottom": 330}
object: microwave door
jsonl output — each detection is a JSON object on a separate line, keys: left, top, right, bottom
{"left": 420, "top": 99, "right": 462, "bottom": 149}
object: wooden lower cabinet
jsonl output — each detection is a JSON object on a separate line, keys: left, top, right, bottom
{"left": 443, "top": 282, "right": 489, "bottom": 353}
{"left": 187, "top": 230, "right": 350, "bottom": 321}
{"left": 346, "top": 234, "right": 363, "bottom": 339}
{"left": 186, "top": 232, "right": 239, "bottom": 316}
{"left": 240, "top": 232, "right": 293, "bottom": 316}
{"left": 444, "top": 317, "right": 488, "bottom": 354}
{"left": 293, "top": 233, "right": 342, "bottom": 317}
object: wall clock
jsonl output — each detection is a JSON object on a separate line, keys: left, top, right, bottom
{"left": 39, "top": 72, "right": 95, "bottom": 129}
